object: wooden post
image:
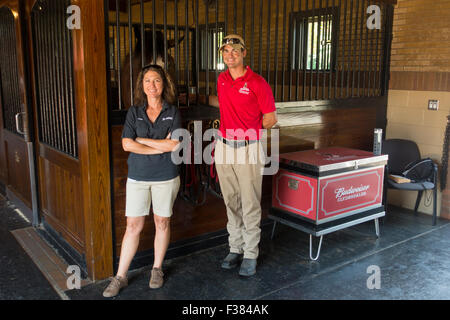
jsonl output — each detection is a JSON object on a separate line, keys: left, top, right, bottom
{"left": 72, "top": 0, "right": 113, "bottom": 281}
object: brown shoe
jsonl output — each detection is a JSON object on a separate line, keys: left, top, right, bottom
{"left": 149, "top": 268, "right": 164, "bottom": 289}
{"left": 103, "top": 275, "right": 128, "bottom": 298}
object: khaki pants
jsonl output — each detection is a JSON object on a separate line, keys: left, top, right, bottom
{"left": 214, "top": 139, "right": 265, "bottom": 259}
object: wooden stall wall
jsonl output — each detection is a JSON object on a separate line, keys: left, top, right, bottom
{"left": 21, "top": 0, "right": 87, "bottom": 269}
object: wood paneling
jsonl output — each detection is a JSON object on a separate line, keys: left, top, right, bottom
{"left": 3, "top": 130, "right": 31, "bottom": 206}
{"left": 72, "top": 0, "right": 113, "bottom": 280}
{"left": 37, "top": 145, "right": 84, "bottom": 254}
{"left": 390, "top": 71, "right": 450, "bottom": 92}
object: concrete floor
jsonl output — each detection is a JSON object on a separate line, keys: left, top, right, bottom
{"left": 1, "top": 193, "right": 450, "bottom": 301}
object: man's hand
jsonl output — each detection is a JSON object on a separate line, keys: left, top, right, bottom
{"left": 262, "top": 111, "right": 278, "bottom": 129}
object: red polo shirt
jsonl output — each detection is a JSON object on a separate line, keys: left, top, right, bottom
{"left": 217, "top": 66, "right": 276, "bottom": 140}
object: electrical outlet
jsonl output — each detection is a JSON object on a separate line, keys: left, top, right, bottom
{"left": 428, "top": 100, "right": 439, "bottom": 111}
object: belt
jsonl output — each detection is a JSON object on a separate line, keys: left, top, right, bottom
{"left": 219, "top": 136, "right": 257, "bottom": 148}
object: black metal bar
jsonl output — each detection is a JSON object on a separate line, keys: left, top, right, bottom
{"left": 295, "top": 0, "right": 301, "bottom": 101}
{"left": 52, "top": 3, "right": 63, "bottom": 151}
{"left": 66, "top": 0, "right": 76, "bottom": 156}
{"left": 164, "top": 0, "right": 168, "bottom": 72}
{"left": 351, "top": 0, "right": 358, "bottom": 97}
{"left": 45, "top": 7, "right": 57, "bottom": 148}
{"left": 362, "top": 0, "right": 368, "bottom": 97}
{"left": 357, "top": 0, "right": 364, "bottom": 97}
{"left": 234, "top": 0, "right": 237, "bottom": 34}
{"left": 40, "top": 9, "right": 52, "bottom": 145}
{"left": 302, "top": 0, "right": 309, "bottom": 101}
{"left": 206, "top": 0, "right": 209, "bottom": 96}
{"left": 185, "top": 0, "right": 190, "bottom": 107}
{"left": 152, "top": 0, "right": 156, "bottom": 64}
{"left": 273, "top": 0, "right": 280, "bottom": 100}
{"left": 242, "top": 0, "right": 246, "bottom": 42}
{"left": 258, "top": 1, "right": 263, "bottom": 75}
{"left": 59, "top": 0, "right": 70, "bottom": 153}
{"left": 250, "top": 0, "right": 255, "bottom": 68}
{"left": 346, "top": 0, "right": 353, "bottom": 97}
{"left": 116, "top": 0, "right": 122, "bottom": 110}
{"left": 195, "top": 0, "right": 199, "bottom": 102}
{"left": 288, "top": 0, "right": 294, "bottom": 101}
{"left": 225, "top": 0, "right": 228, "bottom": 35}
{"left": 140, "top": 0, "right": 145, "bottom": 68}
{"left": 39, "top": 8, "right": 50, "bottom": 144}
{"left": 334, "top": 0, "right": 340, "bottom": 99}
{"left": 367, "top": 2, "right": 373, "bottom": 97}
{"left": 374, "top": 1, "right": 380, "bottom": 96}
{"left": 30, "top": 12, "right": 42, "bottom": 140}
{"left": 328, "top": 0, "right": 334, "bottom": 99}
{"left": 281, "top": 0, "right": 287, "bottom": 101}
{"left": 309, "top": 0, "right": 315, "bottom": 100}
{"left": 215, "top": 0, "right": 219, "bottom": 95}
{"left": 340, "top": 0, "right": 347, "bottom": 98}
{"left": 174, "top": 0, "right": 179, "bottom": 107}
{"left": 31, "top": 12, "right": 45, "bottom": 142}
{"left": 68, "top": 11, "right": 77, "bottom": 156}
{"left": 128, "top": 0, "right": 134, "bottom": 107}
{"left": 56, "top": 0, "right": 68, "bottom": 154}
{"left": 316, "top": 0, "right": 322, "bottom": 100}
{"left": 266, "top": 0, "right": 271, "bottom": 83}
{"left": 323, "top": 0, "right": 329, "bottom": 100}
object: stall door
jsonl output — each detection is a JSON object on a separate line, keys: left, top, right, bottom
{"left": 0, "top": 2, "right": 37, "bottom": 223}
{"left": 26, "top": 0, "right": 86, "bottom": 256}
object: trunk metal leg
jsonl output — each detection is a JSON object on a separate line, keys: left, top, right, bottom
{"left": 374, "top": 218, "right": 380, "bottom": 238}
{"left": 271, "top": 221, "right": 277, "bottom": 240}
{"left": 309, "top": 235, "right": 323, "bottom": 261}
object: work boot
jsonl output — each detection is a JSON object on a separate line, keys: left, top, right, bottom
{"left": 149, "top": 268, "right": 164, "bottom": 289}
{"left": 103, "top": 275, "right": 128, "bottom": 298}
{"left": 221, "top": 252, "right": 243, "bottom": 269}
{"left": 239, "top": 258, "right": 257, "bottom": 277}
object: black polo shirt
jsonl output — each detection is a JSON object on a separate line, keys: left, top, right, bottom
{"left": 121, "top": 101, "right": 181, "bottom": 181}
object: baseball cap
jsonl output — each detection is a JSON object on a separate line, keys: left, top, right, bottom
{"left": 218, "top": 34, "right": 247, "bottom": 52}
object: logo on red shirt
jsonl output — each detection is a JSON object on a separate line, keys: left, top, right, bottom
{"left": 238, "top": 82, "right": 250, "bottom": 95}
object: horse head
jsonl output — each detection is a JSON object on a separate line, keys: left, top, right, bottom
{"left": 120, "top": 26, "right": 184, "bottom": 109}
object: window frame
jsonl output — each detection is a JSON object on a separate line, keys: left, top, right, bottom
{"left": 288, "top": 7, "right": 340, "bottom": 73}
{"left": 198, "top": 22, "right": 226, "bottom": 72}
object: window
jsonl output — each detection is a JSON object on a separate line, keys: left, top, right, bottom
{"left": 200, "top": 23, "right": 225, "bottom": 71}
{"left": 290, "top": 8, "right": 338, "bottom": 71}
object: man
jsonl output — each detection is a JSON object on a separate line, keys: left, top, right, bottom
{"left": 210, "top": 34, "right": 277, "bottom": 276}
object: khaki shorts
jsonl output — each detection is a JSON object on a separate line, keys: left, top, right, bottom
{"left": 125, "top": 176, "right": 180, "bottom": 218}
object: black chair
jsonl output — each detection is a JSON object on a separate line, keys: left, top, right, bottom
{"left": 382, "top": 139, "right": 438, "bottom": 225}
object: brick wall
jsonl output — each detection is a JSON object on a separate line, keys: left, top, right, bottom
{"left": 390, "top": 0, "right": 450, "bottom": 73}
{"left": 387, "top": 0, "right": 450, "bottom": 219}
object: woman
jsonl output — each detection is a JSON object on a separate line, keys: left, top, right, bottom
{"left": 103, "top": 64, "right": 181, "bottom": 298}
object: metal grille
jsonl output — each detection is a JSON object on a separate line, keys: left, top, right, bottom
{"left": 0, "top": 7, "right": 23, "bottom": 135}
{"left": 31, "top": 0, "right": 78, "bottom": 158}
{"left": 106, "top": 0, "right": 392, "bottom": 110}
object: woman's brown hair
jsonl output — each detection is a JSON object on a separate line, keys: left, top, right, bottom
{"left": 133, "top": 64, "right": 176, "bottom": 106}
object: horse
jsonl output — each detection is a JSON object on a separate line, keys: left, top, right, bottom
{"left": 120, "top": 26, "right": 184, "bottom": 109}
